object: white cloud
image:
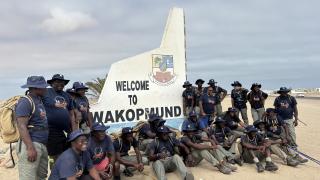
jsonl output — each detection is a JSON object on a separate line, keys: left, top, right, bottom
{"left": 40, "top": 8, "right": 97, "bottom": 34}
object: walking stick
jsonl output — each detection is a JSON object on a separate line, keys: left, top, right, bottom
{"left": 287, "top": 146, "right": 320, "bottom": 166}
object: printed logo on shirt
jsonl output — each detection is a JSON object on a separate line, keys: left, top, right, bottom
{"left": 280, "top": 101, "right": 289, "bottom": 109}
{"left": 55, "top": 96, "right": 66, "bottom": 104}
{"left": 253, "top": 96, "right": 260, "bottom": 101}
{"left": 38, "top": 105, "right": 47, "bottom": 120}
{"left": 93, "top": 147, "right": 104, "bottom": 160}
{"left": 79, "top": 102, "right": 88, "bottom": 112}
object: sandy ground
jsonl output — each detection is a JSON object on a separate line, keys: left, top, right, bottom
{"left": 1, "top": 97, "right": 320, "bottom": 180}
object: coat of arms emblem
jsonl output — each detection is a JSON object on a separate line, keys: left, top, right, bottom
{"left": 149, "top": 54, "right": 176, "bottom": 86}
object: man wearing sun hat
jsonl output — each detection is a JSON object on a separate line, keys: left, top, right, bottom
{"left": 182, "top": 81, "right": 196, "bottom": 117}
{"left": 16, "top": 76, "right": 49, "bottom": 180}
{"left": 247, "top": 83, "right": 268, "bottom": 122}
{"left": 49, "top": 129, "right": 101, "bottom": 180}
{"left": 87, "top": 123, "right": 115, "bottom": 179}
{"left": 204, "top": 79, "right": 227, "bottom": 116}
{"left": 42, "top": 74, "right": 76, "bottom": 165}
{"left": 73, "top": 82, "right": 93, "bottom": 134}
{"left": 113, "top": 127, "right": 148, "bottom": 180}
{"left": 273, "top": 87, "right": 299, "bottom": 147}
{"left": 230, "top": 81, "right": 249, "bottom": 125}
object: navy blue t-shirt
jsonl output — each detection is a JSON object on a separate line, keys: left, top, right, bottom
{"left": 15, "top": 95, "right": 49, "bottom": 144}
{"left": 200, "top": 94, "right": 217, "bottom": 114}
{"left": 139, "top": 123, "right": 157, "bottom": 139}
{"left": 209, "top": 127, "right": 231, "bottom": 143}
{"left": 223, "top": 114, "right": 241, "bottom": 130}
{"left": 274, "top": 95, "right": 297, "bottom": 120}
{"left": 113, "top": 138, "right": 138, "bottom": 157}
{"left": 74, "top": 96, "right": 90, "bottom": 124}
{"left": 87, "top": 136, "right": 114, "bottom": 165}
{"left": 149, "top": 137, "right": 180, "bottom": 157}
{"left": 265, "top": 115, "right": 284, "bottom": 136}
{"left": 42, "top": 88, "right": 74, "bottom": 131}
{"left": 247, "top": 91, "right": 268, "bottom": 109}
{"left": 49, "top": 148, "right": 93, "bottom": 180}
{"left": 180, "top": 134, "right": 203, "bottom": 146}
{"left": 182, "top": 89, "right": 195, "bottom": 107}
{"left": 181, "top": 119, "right": 201, "bottom": 132}
{"left": 203, "top": 86, "right": 227, "bottom": 104}
{"left": 231, "top": 89, "right": 248, "bottom": 109}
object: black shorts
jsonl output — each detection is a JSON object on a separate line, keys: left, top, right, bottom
{"left": 47, "top": 128, "right": 68, "bottom": 156}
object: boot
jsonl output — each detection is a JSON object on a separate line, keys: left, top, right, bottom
{"left": 286, "top": 157, "right": 299, "bottom": 167}
{"left": 265, "top": 161, "right": 278, "bottom": 171}
{"left": 256, "top": 162, "right": 264, "bottom": 173}
{"left": 295, "top": 155, "right": 308, "bottom": 163}
{"left": 216, "top": 164, "right": 232, "bottom": 174}
{"left": 224, "top": 162, "right": 237, "bottom": 171}
{"left": 234, "top": 157, "right": 244, "bottom": 166}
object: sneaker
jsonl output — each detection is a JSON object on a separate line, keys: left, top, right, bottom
{"left": 224, "top": 162, "right": 237, "bottom": 171}
{"left": 295, "top": 155, "right": 308, "bottom": 163}
{"left": 265, "top": 161, "right": 278, "bottom": 171}
{"left": 256, "top": 162, "right": 264, "bottom": 173}
{"left": 216, "top": 164, "right": 232, "bottom": 174}
{"left": 286, "top": 157, "right": 299, "bottom": 167}
{"left": 185, "top": 172, "right": 194, "bottom": 180}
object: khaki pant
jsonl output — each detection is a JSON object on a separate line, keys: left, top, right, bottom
{"left": 17, "top": 141, "right": 48, "bottom": 180}
{"left": 152, "top": 154, "right": 189, "bottom": 180}
{"left": 120, "top": 155, "right": 149, "bottom": 172}
{"left": 251, "top": 108, "right": 265, "bottom": 122}
{"left": 235, "top": 108, "right": 249, "bottom": 125}
{"left": 209, "top": 148, "right": 226, "bottom": 162}
{"left": 139, "top": 139, "right": 154, "bottom": 154}
{"left": 283, "top": 119, "right": 297, "bottom": 146}
{"left": 242, "top": 149, "right": 266, "bottom": 163}
{"left": 191, "top": 149, "right": 219, "bottom": 166}
{"left": 215, "top": 103, "right": 223, "bottom": 117}
{"left": 270, "top": 144, "right": 288, "bottom": 163}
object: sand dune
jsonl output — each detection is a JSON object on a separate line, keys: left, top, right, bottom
{"left": 1, "top": 97, "right": 319, "bottom": 180}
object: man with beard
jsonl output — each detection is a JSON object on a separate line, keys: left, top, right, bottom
{"left": 182, "top": 81, "right": 195, "bottom": 117}
{"left": 247, "top": 83, "right": 268, "bottom": 122}
{"left": 87, "top": 123, "right": 115, "bottom": 179}
{"left": 230, "top": 81, "right": 249, "bottom": 125}
{"left": 42, "top": 74, "right": 76, "bottom": 165}
{"left": 49, "top": 130, "right": 101, "bottom": 180}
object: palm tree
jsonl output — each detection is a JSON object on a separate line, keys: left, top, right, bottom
{"left": 85, "top": 75, "right": 107, "bottom": 99}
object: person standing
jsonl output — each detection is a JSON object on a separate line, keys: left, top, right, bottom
{"left": 42, "top": 74, "right": 76, "bottom": 164}
{"left": 194, "top": 79, "right": 205, "bottom": 116}
{"left": 247, "top": 83, "right": 268, "bottom": 122}
{"left": 16, "top": 76, "right": 49, "bottom": 180}
{"left": 73, "top": 82, "right": 93, "bottom": 134}
{"left": 182, "top": 81, "right": 195, "bottom": 117}
{"left": 204, "top": 79, "right": 227, "bottom": 117}
{"left": 230, "top": 81, "right": 249, "bottom": 125}
{"left": 199, "top": 86, "right": 218, "bottom": 133}
{"left": 274, "top": 87, "right": 299, "bottom": 147}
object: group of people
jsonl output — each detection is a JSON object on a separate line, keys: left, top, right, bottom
{"left": 13, "top": 74, "right": 308, "bottom": 180}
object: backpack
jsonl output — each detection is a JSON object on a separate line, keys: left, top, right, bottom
{"left": 0, "top": 95, "right": 35, "bottom": 143}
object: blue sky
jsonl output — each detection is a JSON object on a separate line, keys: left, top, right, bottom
{"left": 0, "top": 0, "right": 319, "bottom": 99}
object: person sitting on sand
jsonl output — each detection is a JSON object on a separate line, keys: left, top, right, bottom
{"left": 49, "top": 129, "right": 101, "bottom": 180}
{"left": 241, "top": 125, "right": 278, "bottom": 173}
{"left": 148, "top": 125, "right": 194, "bottom": 180}
{"left": 113, "top": 127, "right": 148, "bottom": 180}
{"left": 138, "top": 114, "right": 166, "bottom": 153}
{"left": 208, "top": 117, "right": 241, "bottom": 166}
{"left": 262, "top": 108, "right": 308, "bottom": 164}
{"left": 180, "top": 121, "right": 233, "bottom": 174}
{"left": 87, "top": 123, "right": 115, "bottom": 179}
{"left": 181, "top": 110, "right": 202, "bottom": 133}
{"left": 223, "top": 107, "right": 246, "bottom": 137}
{"left": 253, "top": 119, "right": 300, "bottom": 167}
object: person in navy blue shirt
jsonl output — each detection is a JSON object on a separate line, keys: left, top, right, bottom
{"left": 247, "top": 83, "right": 268, "bottom": 122}
{"left": 203, "top": 79, "right": 227, "bottom": 116}
{"left": 182, "top": 81, "right": 195, "bottom": 117}
{"left": 49, "top": 130, "right": 101, "bottom": 180}
{"left": 73, "top": 82, "right": 93, "bottom": 134}
{"left": 194, "top": 79, "right": 205, "bottom": 116}
{"left": 138, "top": 114, "right": 166, "bottom": 153}
{"left": 230, "top": 81, "right": 249, "bottom": 125}
{"left": 113, "top": 127, "right": 148, "bottom": 180}
{"left": 87, "top": 123, "right": 115, "bottom": 179}
{"left": 273, "top": 87, "right": 299, "bottom": 147}
{"left": 223, "top": 107, "right": 246, "bottom": 137}
{"left": 16, "top": 76, "right": 49, "bottom": 180}
{"left": 181, "top": 110, "right": 202, "bottom": 133}
{"left": 199, "top": 86, "right": 218, "bottom": 134}
{"left": 42, "top": 74, "right": 76, "bottom": 164}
